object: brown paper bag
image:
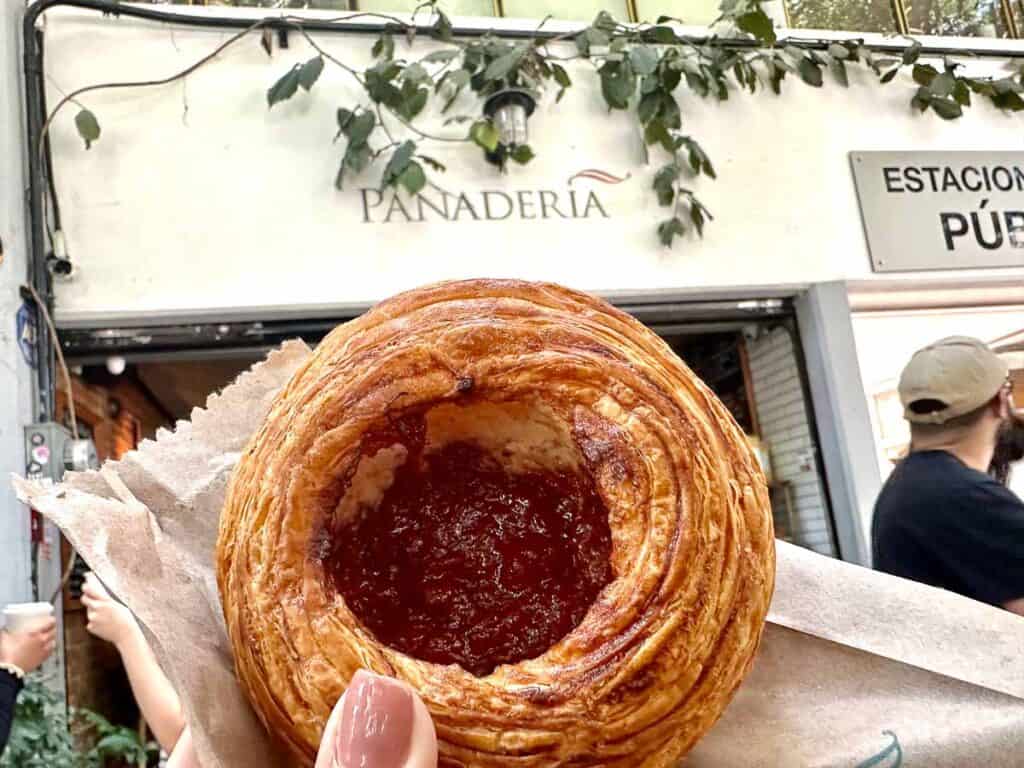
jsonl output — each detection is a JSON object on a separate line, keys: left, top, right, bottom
{"left": 14, "top": 341, "right": 1024, "bottom": 767}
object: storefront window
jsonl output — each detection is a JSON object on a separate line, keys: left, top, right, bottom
{"left": 500, "top": 1, "right": 630, "bottom": 21}
{"left": 635, "top": 0, "right": 721, "bottom": 25}
{"left": 355, "top": 0, "right": 496, "bottom": 14}
{"left": 783, "top": 0, "right": 900, "bottom": 33}
{"left": 96, "top": 0, "right": 1024, "bottom": 42}
{"left": 905, "top": 0, "right": 1009, "bottom": 37}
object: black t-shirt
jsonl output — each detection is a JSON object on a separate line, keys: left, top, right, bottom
{"left": 872, "top": 450, "right": 1024, "bottom": 608}
{"left": 0, "top": 668, "right": 23, "bottom": 756}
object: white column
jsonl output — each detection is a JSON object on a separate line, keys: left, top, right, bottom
{"left": 0, "top": 0, "right": 36, "bottom": 610}
{"left": 796, "top": 281, "right": 883, "bottom": 567}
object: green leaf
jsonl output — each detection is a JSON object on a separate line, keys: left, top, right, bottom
{"left": 334, "top": 107, "right": 354, "bottom": 140}
{"left": 485, "top": 46, "right": 525, "bottom": 81}
{"left": 953, "top": 79, "right": 971, "bottom": 107}
{"left": 931, "top": 98, "right": 963, "bottom": 120}
{"left": 418, "top": 154, "right": 447, "bottom": 172}
{"left": 398, "top": 161, "right": 426, "bottom": 195}
{"left": 267, "top": 64, "right": 302, "bottom": 108}
{"left": 432, "top": 9, "right": 454, "bottom": 41}
{"left": 713, "top": 73, "right": 729, "bottom": 100}
{"left": 298, "top": 56, "right": 324, "bottom": 91}
{"left": 736, "top": 9, "right": 776, "bottom": 45}
{"left": 929, "top": 72, "right": 955, "bottom": 98}
{"left": 911, "top": 85, "right": 931, "bottom": 112}
{"left": 798, "top": 58, "right": 823, "bottom": 87}
{"left": 993, "top": 76, "right": 1024, "bottom": 95}
{"left": 644, "top": 118, "right": 674, "bottom": 152}
{"left": 396, "top": 81, "right": 429, "bottom": 120}
{"left": 830, "top": 58, "right": 849, "bottom": 88}
{"left": 372, "top": 33, "right": 395, "bottom": 60}
{"left": 585, "top": 26, "right": 610, "bottom": 48}
{"left": 629, "top": 46, "right": 660, "bottom": 77}
{"left": 660, "top": 93, "right": 681, "bottom": 129}
{"left": 95, "top": 732, "right": 143, "bottom": 755}
{"left": 403, "top": 63, "right": 430, "bottom": 86}
{"left": 902, "top": 42, "right": 922, "bottom": 65}
{"left": 336, "top": 141, "right": 372, "bottom": 189}
{"left": 880, "top": 67, "right": 900, "bottom": 84}
{"left": 439, "top": 68, "right": 471, "bottom": 112}
{"left": 685, "top": 70, "right": 709, "bottom": 98}
{"left": 828, "top": 43, "right": 850, "bottom": 60}
{"left": 912, "top": 64, "right": 938, "bottom": 86}
{"left": 552, "top": 62, "right": 572, "bottom": 89}
{"left": 680, "top": 137, "right": 716, "bottom": 179}
{"left": 647, "top": 25, "right": 677, "bottom": 44}
{"left": 574, "top": 32, "right": 591, "bottom": 57}
{"left": 470, "top": 120, "right": 500, "bottom": 152}
{"left": 423, "top": 49, "right": 459, "bottom": 63}
{"left": 638, "top": 91, "right": 661, "bottom": 124}
{"left": 653, "top": 164, "right": 679, "bottom": 206}
{"left": 600, "top": 60, "right": 635, "bottom": 110}
{"left": 437, "top": 67, "right": 470, "bottom": 94}
{"left": 657, "top": 216, "right": 686, "bottom": 247}
{"left": 992, "top": 89, "right": 1024, "bottom": 111}
{"left": 382, "top": 140, "right": 416, "bottom": 188}
{"left": 767, "top": 56, "right": 787, "bottom": 94}
{"left": 347, "top": 110, "right": 376, "bottom": 147}
{"left": 74, "top": 108, "right": 100, "bottom": 149}
{"left": 510, "top": 144, "right": 535, "bottom": 164}
{"left": 364, "top": 61, "right": 403, "bottom": 105}
{"left": 690, "top": 201, "right": 707, "bottom": 236}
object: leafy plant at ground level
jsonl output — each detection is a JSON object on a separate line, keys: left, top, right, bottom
{"left": 0, "top": 676, "right": 158, "bottom": 768}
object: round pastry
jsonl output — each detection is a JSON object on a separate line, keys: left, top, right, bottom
{"left": 217, "top": 279, "right": 775, "bottom": 767}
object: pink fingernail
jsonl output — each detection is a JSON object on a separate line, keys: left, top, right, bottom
{"left": 334, "top": 670, "right": 413, "bottom": 768}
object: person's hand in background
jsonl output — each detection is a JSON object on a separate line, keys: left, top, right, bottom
{"left": 81, "top": 572, "right": 186, "bottom": 753}
{"left": 0, "top": 618, "right": 57, "bottom": 674}
{"left": 81, "top": 572, "right": 137, "bottom": 648}
{"left": 315, "top": 669, "right": 437, "bottom": 768}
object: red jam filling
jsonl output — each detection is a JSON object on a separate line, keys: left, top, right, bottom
{"left": 322, "top": 422, "right": 613, "bottom": 677}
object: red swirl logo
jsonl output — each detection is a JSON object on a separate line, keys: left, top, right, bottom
{"left": 568, "top": 169, "right": 631, "bottom": 186}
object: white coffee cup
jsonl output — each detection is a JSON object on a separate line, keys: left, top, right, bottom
{"left": 3, "top": 602, "right": 55, "bottom": 634}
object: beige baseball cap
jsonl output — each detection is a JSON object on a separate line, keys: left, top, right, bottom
{"left": 899, "top": 336, "right": 1009, "bottom": 424}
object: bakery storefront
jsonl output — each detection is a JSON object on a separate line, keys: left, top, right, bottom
{"left": 16, "top": 0, "right": 1024, "bottom": 744}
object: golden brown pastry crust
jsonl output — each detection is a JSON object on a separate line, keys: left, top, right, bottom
{"left": 217, "top": 279, "right": 775, "bottom": 766}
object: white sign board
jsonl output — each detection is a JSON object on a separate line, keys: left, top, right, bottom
{"left": 850, "top": 151, "right": 1024, "bottom": 273}
{"left": 38, "top": 10, "right": 1024, "bottom": 326}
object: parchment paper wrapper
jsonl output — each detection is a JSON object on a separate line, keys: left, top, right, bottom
{"left": 14, "top": 341, "right": 1024, "bottom": 767}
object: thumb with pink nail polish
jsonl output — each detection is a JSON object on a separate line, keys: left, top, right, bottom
{"left": 315, "top": 670, "right": 438, "bottom": 768}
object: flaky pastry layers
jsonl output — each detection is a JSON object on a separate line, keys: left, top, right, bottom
{"left": 217, "top": 279, "right": 775, "bottom": 766}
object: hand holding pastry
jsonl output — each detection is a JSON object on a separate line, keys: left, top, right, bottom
{"left": 315, "top": 670, "right": 438, "bottom": 768}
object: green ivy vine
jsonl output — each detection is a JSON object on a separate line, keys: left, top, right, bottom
{"left": 47, "top": 0, "right": 1024, "bottom": 248}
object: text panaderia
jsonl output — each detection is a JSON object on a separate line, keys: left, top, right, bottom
{"left": 360, "top": 187, "right": 609, "bottom": 224}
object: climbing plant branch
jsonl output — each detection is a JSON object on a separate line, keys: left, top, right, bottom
{"left": 42, "top": 0, "right": 1024, "bottom": 248}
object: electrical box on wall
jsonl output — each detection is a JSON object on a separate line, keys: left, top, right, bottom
{"left": 24, "top": 422, "right": 98, "bottom": 484}
{"left": 22, "top": 422, "right": 98, "bottom": 703}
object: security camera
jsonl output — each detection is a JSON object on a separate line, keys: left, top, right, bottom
{"left": 741, "top": 324, "right": 761, "bottom": 343}
{"left": 46, "top": 231, "right": 73, "bottom": 279}
{"left": 46, "top": 254, "right": 73, "bottom": 278}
